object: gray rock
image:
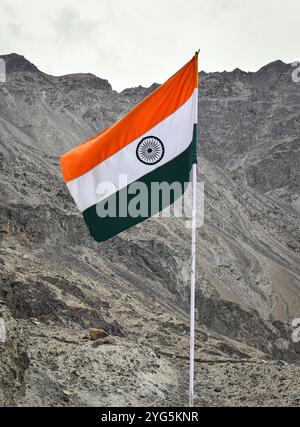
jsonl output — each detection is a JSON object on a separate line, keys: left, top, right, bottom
{"left": 0, "top": 54, "right": 299, "bottom": 407}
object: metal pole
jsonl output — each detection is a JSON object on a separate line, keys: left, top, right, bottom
{"left": 189, "top": 50, "right": 199, "bottom": 408}
{"left": 189, "top": 162, "right": 197, "bottom": 407}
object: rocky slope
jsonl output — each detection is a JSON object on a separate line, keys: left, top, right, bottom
{"left": 0, "top": 54, "right": 299, "bottom": 407}
{"left": 199, "top": 62, "right": 300, "bottom": 213}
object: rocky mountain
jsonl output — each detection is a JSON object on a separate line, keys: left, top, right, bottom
{"left": 199, "top": 62, "right": 300, "bottom": 214}
{"left": 0, "top": 53, "right": 299, "bottom": 407}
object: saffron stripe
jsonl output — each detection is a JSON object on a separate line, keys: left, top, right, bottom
{"left": 60, "top": 56, "right": 198, "bottom": 183}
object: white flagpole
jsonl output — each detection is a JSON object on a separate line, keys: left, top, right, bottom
{"left": 189, "top": 162, "right": 197, "bottom": 407}
{"left": 189, "top": 51, "right": 199, "bottom": 408}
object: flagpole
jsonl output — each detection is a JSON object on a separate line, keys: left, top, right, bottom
{"left": 189, "top": 50, "right": 199, "bottom": 408}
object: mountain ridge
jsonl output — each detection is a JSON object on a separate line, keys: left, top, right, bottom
{"left": 0, "top": 54, "right": 299, "bottom": 407}
{"left": 0, "top": 53, "right": 294, "bottom": 90}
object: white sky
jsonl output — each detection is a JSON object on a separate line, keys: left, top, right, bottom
{"left": 0, "top": 0, "right": 299, "bottom": 91}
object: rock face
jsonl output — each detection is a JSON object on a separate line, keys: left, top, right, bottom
{"left": 0, "top": 54, "right": 299, "bottom": 407}
{"left": 199, "top": 61, "right": 300, "bottom": 213}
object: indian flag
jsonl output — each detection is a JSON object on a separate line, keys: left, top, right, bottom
{"left": 60, "top": 55, "right": 199, "bottom": 242}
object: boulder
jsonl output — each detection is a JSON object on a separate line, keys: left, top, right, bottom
{"left": 89, "top": 328, "right": 109, "bottom": 341}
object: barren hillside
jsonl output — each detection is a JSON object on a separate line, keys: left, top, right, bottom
{"left": 0, "top": 54, "right": 299, "bottom": 407}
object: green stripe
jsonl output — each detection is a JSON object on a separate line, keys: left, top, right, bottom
{"left": 83, "top": 125, "right": 198, "bottom": 242}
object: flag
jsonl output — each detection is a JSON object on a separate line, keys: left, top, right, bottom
{"left": 60, "top": 55, "right": 198, "bottom": 242}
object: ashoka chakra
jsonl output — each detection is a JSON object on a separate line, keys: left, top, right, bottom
{"left": 136, "top": 136, "right": 165, "bottom": 165}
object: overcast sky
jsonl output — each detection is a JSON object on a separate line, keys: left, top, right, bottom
{"left": 0, "top": 0, "right": 299, "bottom": 91}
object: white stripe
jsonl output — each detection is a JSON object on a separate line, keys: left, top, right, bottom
{"left": 67, "top": 89, "right": 198, "bottom": 212}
